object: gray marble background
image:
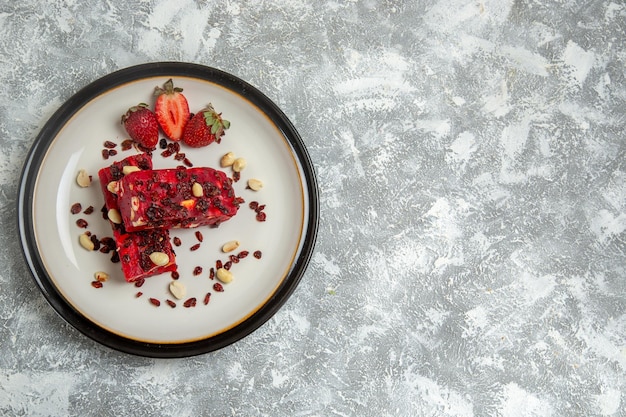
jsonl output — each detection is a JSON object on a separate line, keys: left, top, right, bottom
{"left": 1, "top": 1, "right": 625, "bottom": 416}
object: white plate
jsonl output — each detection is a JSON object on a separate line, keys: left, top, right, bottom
{"left": 18, "top": 63, "right": 319, "bottom": 357}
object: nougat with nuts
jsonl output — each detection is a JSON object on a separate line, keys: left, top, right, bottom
{"left": 98, "top": 154, "right": 177, "bottom": 282}
{"left": 116, "top": 166, "right": 243, "bottom": 232}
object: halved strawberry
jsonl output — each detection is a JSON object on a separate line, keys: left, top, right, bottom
{"left": 121, "top": 103, "right": 159, "bottom": 149}
{"left": 182, "top": 104, "right": 231, "bottom": 148}
{"left": 154, "top": 79, "right": 190, "bottom": 141}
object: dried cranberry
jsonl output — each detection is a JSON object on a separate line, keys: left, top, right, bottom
{"left": 134, "top": 278, "right": 145, "bottom": 288}
{"left": 121, "top": 139, "right": 133, "bottom": 151}
{"left": 190, "top": 243, "right": 201, "bottom": 251}
{"left": 256, "top": 212, "right": 267, "bottom": 222}
{"left": 230, "top": 255, "right": 239, "bottom": 264}
{"left": 149, "top": 298, "right": 161, "bottom": 307}
{"left": 91, "top": 281, "right": 103, "bottom": 288}
{"left": 224, "top": 261, "right": 232, "bottom": 270}
{"left": 168, "top": 142, "right": 180, "bottom": 153}
{"left": 108, "top": 149, "right": 117, "bottom": 157}
{"left": 238, "top": 251, "right": 249, "bottom": 259}
{"left": 136, "top": 291, "right": 143, "bottom": 298}
{"left": 90, "top": 235, "right": 100, "bottom": 251}
{"left": 166, "top": 299, "right": 176, "bottom": 308}
{"left": 193, "top": 266, "right": 203, "bottom": 276}
{"left": 213, "top": 283, "right": 224, "bottom": 292}
{"left": 249, "top": 201, "right": 259, "bottom": 210}
{"left": 195, "top": 231, "right": 203, "bottom": 242}
{"left": 76, "top": 219, "right": 88, "bottom": 228}
{"left": 209, "top": 267, "right": 215, "bottom": 280}
{"left": 102, "top": 149, "right": 110, "bottom": 159}
{"left": 103, "top": 140, "right": 117, "bottom": 149}
{"left": 83, "top": 205, "right": 94, "bottom": 215}
{"left": 253, "top": 250, "right": 262, "bottom": 259}
{"left": 184, "top": 158, "right": 193, "bottom": 167}
{"left": 216, "top": 260, "right": 223, "bottom": 269}
{"left": 161, "top": 149, "right": 173, "bottom": 158}
{"left": 203, "top": 292, "right": 211, "bottom": 305}
{"left": 171, "top": 271, "right": 180, "bottom": 280}
{"left": 183, "top": 297, "right": 197, "bottom": 308}
{"left": 70, "top": 203, "right": 82, "bottom": 214}
{"left": 159, "top": 138, "right": 167, "bottom": 149}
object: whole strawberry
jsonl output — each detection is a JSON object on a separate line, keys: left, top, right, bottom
{"left": 154, "top": 79, "right": 190, "bottom": 141}
{"left": 121, "top": 103, "right": 159, "bottom": 149}
{"left": 182, "top": 104, "right": 231, "bottom": 148}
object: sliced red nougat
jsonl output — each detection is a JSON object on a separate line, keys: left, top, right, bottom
{"left": 98, "top": 154, "right": 177, "bottom": 282}
{"left": 116, "top": 166, "right": 242, "bottom": 232}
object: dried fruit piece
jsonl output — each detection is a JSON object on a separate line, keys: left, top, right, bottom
{"left": 76, "top": 169, "right": 91, "bottom": 187}
{"left": 183, "top": 297, "right": 197, "bottom": 308}
{"left": 169, "top": 281, "right": 186, "bottom": 300}
{"left": 247, "top": 179, "right": 263, "bottom": 191}
{"left": 71, "top": 203, "right": 82, "bottom": 214}
{"left": 216, "top": 267, "right": 233, "bottom": 283}
{"left": 222, "top": 240, "right": 240, "bottom": 253}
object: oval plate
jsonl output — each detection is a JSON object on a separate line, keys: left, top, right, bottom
{"left": 17, "top": 62, "right": 319, "bottom": 357}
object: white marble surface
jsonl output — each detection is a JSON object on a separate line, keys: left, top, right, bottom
{"left": 1, "top": 1, "right": 626, "bottom": 416}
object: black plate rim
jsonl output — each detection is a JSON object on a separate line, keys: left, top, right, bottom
{"left": 17, "top": 62, "right": 320, "bottom": 358}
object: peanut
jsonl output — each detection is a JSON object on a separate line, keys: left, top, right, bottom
{"left": 94, "top": 271, "right": 109, "bottom": 282}
{"left": 222, "top": 240, "right": 240, "bottom": 253}
{"left": 216, "top": 268, "right": 234, "bottom": 283}
{"left": 76, "top": 169, "right": 91, "bottom": 187}
{"left": 107, "top": 208, "right": 122, "bottom": 224}
{"left": 149, "top": 251, "right": 169, "bottom": 266}
{"left": 232, "top": 157, "right": 247, "bottom": 172}
{"left": 220, "top": 152, "right": 235, "bottom": 167}
{"left": 79, "top": 233, "right": 94, "bottom": 251}
{"left": 122, "top": 165, "right": 141, "bottom": 175}
{"left": 192, "top": 182, "right": 203, "bottom": 197}
{"left": 247, "top": 178, "right": 263, "bottom": 191}
{"left": 107, "top": 181, "right": 119, "bottom": 194}
{"left": 169, "top": 281, "right": 186, "bottom": 300}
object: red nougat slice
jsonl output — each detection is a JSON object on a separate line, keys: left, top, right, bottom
{"left": 98, "top": 154, "right": 177, "bottom": 282}
{"left": 117, "top": 166, "right": 242, "bottom": 232}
